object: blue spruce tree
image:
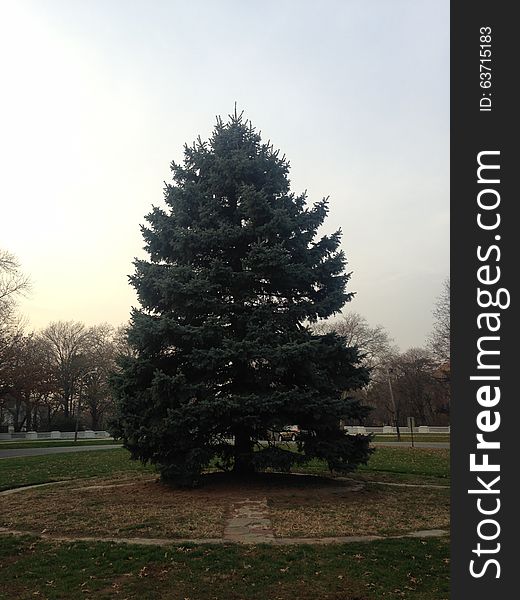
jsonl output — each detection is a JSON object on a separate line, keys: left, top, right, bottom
{"left": 111, "top": 111, "right": 371, "bottom": 485}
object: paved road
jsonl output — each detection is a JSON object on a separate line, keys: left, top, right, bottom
{"left": 0, "top": 445, "right": 123, "bottom": 459}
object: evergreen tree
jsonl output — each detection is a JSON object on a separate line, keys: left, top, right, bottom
{"left": 111, "top": 111, "right": 371, "bottom": 485}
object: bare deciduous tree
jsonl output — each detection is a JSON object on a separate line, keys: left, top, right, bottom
{"left": 1, "top": 317, "right": 124, "bottom": 431}
{"left": 314, "top": 312, "right": 395, "bottom": 370}
{"left": 81, "top": 324, "right": 119, "bottom": 430}
{"left": 365, "top": 347, "right": 450, "bottom": 426}
{"left": 429, "top": 277, "right": 450, "bottom": 364}
{"left": 0, "top": 250, "right": 30, "bottom": 414}
{"left": 40, "top": 321, "right": 91, "bottom": 418}
{"left": 0, "top": 250, "right": 30, "bottom": 326}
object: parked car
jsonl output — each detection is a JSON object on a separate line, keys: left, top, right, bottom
{"left": 277, "top": 425, "right": 300, "bottom": 442}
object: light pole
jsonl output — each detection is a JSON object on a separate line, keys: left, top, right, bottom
{"left": 74, "top": 369, "right": 98, "bottom": 443}
{"left": 386, "top": 367, "right": 401, "bottom": 442}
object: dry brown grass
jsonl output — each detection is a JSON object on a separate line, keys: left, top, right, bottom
{"left": 268, "top": 482, "right": 450, "bottom": 537}
{"left": 0, "top": 475, "right": 228, "bottom": 539}
{"left": 0, "top": 472, "right": 449, "bottom": 541}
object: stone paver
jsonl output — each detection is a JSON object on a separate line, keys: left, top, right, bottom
{"left": 223, "top": 497, "right": 275, "bottom": 543}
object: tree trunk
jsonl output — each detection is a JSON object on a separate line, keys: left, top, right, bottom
{"left": 233, "top": 429, "right": 254, "bottom": 476}
{"left": 90, "top": 406, "right": 99, "bottom": 431}
{"left": 13, "top": 398, "right": 23, "bottom": 432}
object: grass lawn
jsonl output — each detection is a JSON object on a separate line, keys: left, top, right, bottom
{"left": 0, "top": 448, "right": 153, "bottom": 492}
{"left": 0, "top": 440, "right": 118, "bottom": 449}
{"left": 0, "top": 446, "right": 450, "bottom": 492}
{"left": 0, "top": 446, "right": 450, "bottom": 599}
{"left": 0, "top": 534, "right": 449, "bottom": 600}
{"left": 0, "top": 447, "right": 450, "bottom": 543}
{"left": 295, "top": 446, "right": 450, "bottom": 486}
{"left": 359, "top": 447, "right": 449, "bottom": 479}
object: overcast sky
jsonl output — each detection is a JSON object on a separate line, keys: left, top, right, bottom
{"left": 0, "top": 0, "right": 449, "bottom": 350}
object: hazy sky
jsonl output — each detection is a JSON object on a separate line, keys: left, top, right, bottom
{"left": 0, "top": 0, "right": 449, "bottom": 350}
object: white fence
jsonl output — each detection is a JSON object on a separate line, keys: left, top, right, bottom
{"left": 0, "top": 426, "right": 450, "bottom": 441}
{"left": 0, "top": 430, "right": 112, "bottom": 441}
{"left": 344, "top": 425, "right": 450, "bottom": 435}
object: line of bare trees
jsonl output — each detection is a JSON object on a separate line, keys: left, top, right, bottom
{"left": 314, "top": 279, "right": 450, "bottom": 427}
{"left": 0, "top": 320, "right": 130, "bottom": 432}
{"left": 0, "top": 249, "right": 130, "bottom": 431}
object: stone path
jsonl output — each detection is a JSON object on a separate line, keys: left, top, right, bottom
{"left": 223, "top": 497, "right": 274, "bottom": 543}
